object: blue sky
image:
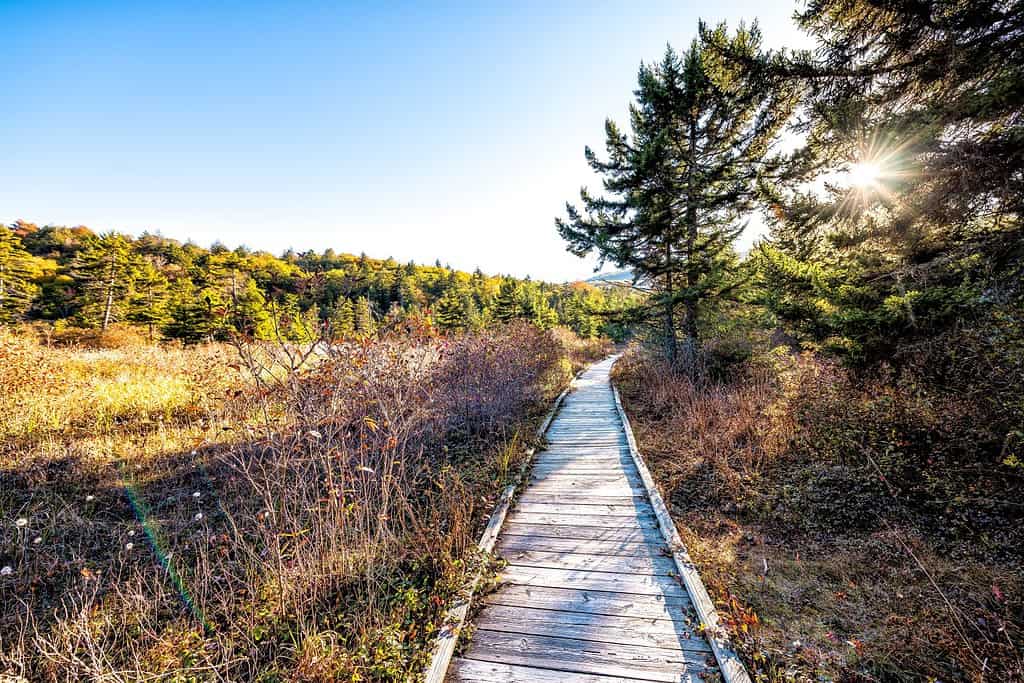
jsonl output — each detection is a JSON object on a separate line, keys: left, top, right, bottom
{"left": 2, "top": 1, "right": 808, "bottom": 281}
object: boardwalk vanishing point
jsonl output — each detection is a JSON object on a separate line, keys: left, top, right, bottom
{"left": 435, "top": 356, "right": 750, "bottom": 683}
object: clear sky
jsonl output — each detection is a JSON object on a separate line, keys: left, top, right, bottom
{"left": 2, "top": 1, "right": 809, "bottom": 281}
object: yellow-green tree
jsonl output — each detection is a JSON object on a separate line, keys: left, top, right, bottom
{"left": 0, "top": 226, "right": 42, "bottom": 323}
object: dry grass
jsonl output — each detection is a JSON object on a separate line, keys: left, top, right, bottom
{"left": 1, "top": 323, "right": 608, "bottom": 681}
{"left": 613, "top": 346, "right": 1024, "bottom": 683}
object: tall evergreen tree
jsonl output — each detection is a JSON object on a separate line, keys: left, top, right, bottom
{"left": 163, "top": 279, "right": 221, "bottom": 344}
{"left": 231, "top": 279, "right": 273, "bottom": 338}
{"left": 522, "top": 286, "right": 558, "bottom": 330}
{"left": 435, "top": 286, "right": 476, "bottom": 331}
{"left": 493, "top": 279, "right": 524, "bottom": 323}
{"left": 353, "top": 296, "right": 376, "bottom": 337}
{"left": 126, "top": 260, "right": 170, "bottom": 339}
{"left": 558, "top": 25, "right": 796, "bottom": 364}
{"left": 747, "top": 0, "right": 1024, "bottom": 358}
{"left": 69, "top": 233, "right": 139, "bottom": 330}
{"left": 0, "top": 226, "right": 40, "bottom": 323}
{"left": 329, "top": 297, "right": 356, "bottom": 339}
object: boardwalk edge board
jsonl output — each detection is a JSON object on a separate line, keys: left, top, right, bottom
{"left": 423, "top": 365, "right": 586, "bottom": 683}
{"left": 611, "top": 362, "right": 753, "bottom": 683}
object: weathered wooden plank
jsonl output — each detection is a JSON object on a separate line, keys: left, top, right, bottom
{"left": 518, "top": 480, "right": 648, "bottom": 498}
{"left": 505, "top": 512, "right": 659, "bottom": 529}
{"left": 497, "top": 566, "right": 687, "bottom": 598}
{"left": 502, "top": 522, "right": 664, "bottom": 543}
{"left": 545, "top": 440, "right": 626, "bottom": 447}
{"left": 525, "top": 478, "right": 647, "bottom": 497}
{"left": 533, "top": 454, "right": 633, "bottom": 463}
{"left": 548, "top": 414, "right": 617, "bottom": 419}
{"left": 461, "top": 631, "right": 715, "bottom": 683}
{"left": 533, "top": 452, "right": 629, "bottom": 462}
{"left": 449, "top": 658, "right": 660, "bottom": 683}
{"left": 529, "top": 470, "right": 642, "bottom": 484}
{"left": 531, "top": 458, "right": 629, "bottom": 466}
{"left": 514, "top": 493, "right": 648, "bottom": 506}
{"left": 548, "top": 424, "right": 623, "bottom": 430}
{"left": 496, "top": 536, "right": 667, "bottom": 558}
{"left": 474, "top": 604, "right": 713, "bottom": 652}
{"left": 531, "top": 457, "right": 635, "bottom": 468}
{"left": 481, "top": 585, "right": 693, "bottom": 621}
{"left": 543, "top": 443, "right": 625, "bottom": 449}
{"left": 498, "top": 548, "right": 676, "bottom": 575}
{"left": 512, "top": 501, "right": 655, "bottom": 517}
{"left": 529, "top": 464, "right": 638, "bottom": 478}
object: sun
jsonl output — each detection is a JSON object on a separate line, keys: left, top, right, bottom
{"left": 848, "top": 160, "right": 882, "bottom": 188}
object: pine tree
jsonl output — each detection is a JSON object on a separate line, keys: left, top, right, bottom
{"left": 522, "top": 285, "right": 558, "bottom": 330}
{"left": 163, "top": 279, "right": 222, "bottom": 344}
{"left": 266, "top": 292, "right": 316, "bottom": 342}
{"left": 534, "top": 295, "right": 558, "bottom": 330}
{"left": 231, "top": 279, "right": 272, "bottom": 338}
{"left": 435, "top": 286, "right": 472, "bottom": 331}
{"left": 126, "top": 260, "right": 170, "bottom": 339}
{"left": 329, "top": 297, "right": 356, "bottom": 339}
{"left": 493, "top": 279, "right": 524, "bottom": 323}
{"left": 353, "top": 296, "right": 376, "bottom": 337}
{"left": 0, "top": 226, "right": 40, "bottom": 323}
{"left": 69, "top": 233, "right": 140, "bottom": 330}
{"left": 746, "top": 0, "right": 1024, "bottom": 358}
{"left": 562, "top": 289, "right": 601, "bottom": 338}
{"left": 558, "top": 25, "right": 796, "bottom": 365}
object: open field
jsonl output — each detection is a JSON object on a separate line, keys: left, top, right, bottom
{"left": 0, "top": 324, "right": 610, "bottom": 681}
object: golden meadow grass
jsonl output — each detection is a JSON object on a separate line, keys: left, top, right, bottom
{"left": 1, "top": 324, "right": 609, "bottom": 681}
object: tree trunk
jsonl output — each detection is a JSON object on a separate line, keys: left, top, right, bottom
{"left": 664, "top": 269, "right": 677, "bottom": 365}
{"left": 102, "top": 259, "right": 115, "bottom": 331}
{"left": 683, "top": 118, "right": 700, "bottom": 359}
{"left": 663, "top": 233, "right": 678, "bottom": 364}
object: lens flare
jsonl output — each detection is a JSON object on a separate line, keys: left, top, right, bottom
{"left": 120, "top": 463, "right": 213, "bottom": 634}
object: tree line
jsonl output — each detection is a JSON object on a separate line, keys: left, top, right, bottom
{"left": 559, "top": 1, "right": 1022, "bottom": 369}
{"left": 0, "top": 221, "right": 634, "bottom": 342}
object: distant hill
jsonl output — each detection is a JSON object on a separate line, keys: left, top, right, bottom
{"left": 585, "top": 270, "right": 634, "bottom": 285}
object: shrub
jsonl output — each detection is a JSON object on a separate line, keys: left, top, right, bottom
{"left": 1, "top": 323, "right": 584, "bottom": 681}
{"left": 613, "top": 343, "right": 1024, "bottom": 681}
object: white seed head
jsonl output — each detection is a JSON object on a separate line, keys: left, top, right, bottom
{"left": 33, "top": 536, "right": 42, "bottom": 544}
{"left": 0, "top": 566, "right": 12, "bottom": 576}
{"left": 125, "top": 542, "right": 134, "bottom": 550}
{"left": 193, "top": 513, "right": 203, "bottom": 522}
{"left": 14, "top": 518, "right": 27, "bottom": 528}
{"left": 192, "top": 491, "right": 201, "bottom": 499}
{"left": 85, "top": 495, "right": 95, "bottom": 502}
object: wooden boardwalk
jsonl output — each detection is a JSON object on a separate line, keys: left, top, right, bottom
{"left": 446, "top": 357, "right": 747, "bottom": 683}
